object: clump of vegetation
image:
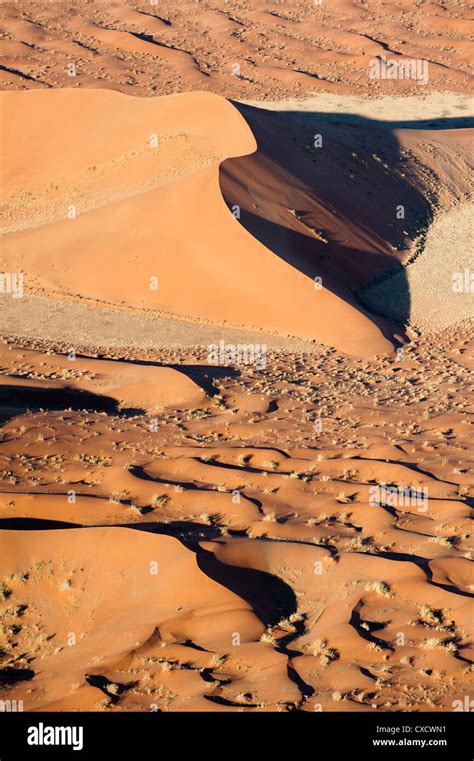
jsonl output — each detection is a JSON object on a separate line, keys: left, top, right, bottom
{"left": 0, "top": 583, "right": 12, "bottom": 601}
{"left": 207, "top": 654, "right": 227, "bottom": 669}
{"left": 263, "top": 460, "right": 279, "bottom": 470}
{"left": 419, "top": 605, "right": 444, "bottom": 627}
{"left": 0, "top": 605, "right": 23, "bottom": 621}
{"left": 109, "top": 490, "right": 129, "bottom": 504}
{"left": 7, "top": 573, "right": 28, "bottom": 584}
{"left": 105, "top": 682, "right": 121, "bottom": 696}
{"left": 262, "top": 511, "right": 277, "bottom": 522}
{"left": 260, "top": 631, "right": 277, "bottom": 645}
{"left": 429, "top": 536, "right": 456, "bottom": 548}
{"left": 422, "top": 637, "right": 458, "bottom": 654}
{"left": 365, "top": 581, "right": 394, "bottom": 598}
{"left": 306, "top": 638, "right": 340, "bottom": 666}
{"left": 151, "top": 494, "right": 169, "bottom": 507}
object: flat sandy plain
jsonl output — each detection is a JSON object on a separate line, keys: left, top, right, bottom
{"left": 0, "top": 0, "right": 473, "bottom": 713}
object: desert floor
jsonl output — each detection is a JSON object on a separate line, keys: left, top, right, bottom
{"left": 0, "top": 0, "right": 472, "bottom": 713}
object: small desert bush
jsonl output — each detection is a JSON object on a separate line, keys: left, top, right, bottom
{"left": 0, "top": 583, "right": 11, "bottom": 601}
{"left": 306, "top": 638, "right": 340, "bottom": 665}
{"left": 151, "top": 494, "right": 169, "bottom": 507}
{"left": 365, "top": 581, "right": 394, "bottom": 598}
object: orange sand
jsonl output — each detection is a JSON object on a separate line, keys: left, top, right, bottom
{"left": 0, "top": 0, "right": 472, "bottom": 715}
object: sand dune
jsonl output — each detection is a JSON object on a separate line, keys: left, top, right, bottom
{"left": 0, "top": 332, "right": 472, "bottom": 711}
{"left": 0, "top": 527, "right": 263, "bottom": 711}
{"left": 2, "top": 87, "right": 471, "bottom": 354}
{"left": 0, "top": 0, "right": 472, "bottom": 720}
{"left": 0, "top": 346, "right": 205, "bottom": 413}
{"left": 1, "top": 88, "right": 255, "bottom": 233}
{"left": 0, "top": 0, "right": 471, "bottom": 97}
{"left": 2, "top": 87, "right": 397, "bottom": 355}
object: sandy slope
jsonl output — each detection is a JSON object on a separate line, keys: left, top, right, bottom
{"left": 2, "top": 88, "right": 472, "bottom": 354}
{"left": 0, "top": 0, "right": 472, "bottom": 718}
{"left": 0, "top": 347, "right": 205, "bottom": 413}
{"left": 1, "top": 88, "right": 256, "bottom": 233}
{"left": 0, "top": 331, "right": 472, "bottom": 712}
{"left": 2, "top": 87, "right": 398, "bottom": 355}
{"left": 0, "top": 0, "right": 472, "bottom": 97}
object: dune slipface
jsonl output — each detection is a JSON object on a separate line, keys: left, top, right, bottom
{"left": 1, "top": 87, "right": 398, "bottom": 356}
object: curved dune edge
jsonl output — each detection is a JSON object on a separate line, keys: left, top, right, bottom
{"left": 0, "top": 88, "right": 257, "bottom": 234}
{"left": 1, "top": 88, "right": 393, "bottom": 356}
{"left": 0, "top": 527, "right": 264, "bottom": 711}
{"left": 0, "top": 324, "right": 472, "bottom": 711}
{"left": 0, "top": 348, "right": 205, "bottom": 413}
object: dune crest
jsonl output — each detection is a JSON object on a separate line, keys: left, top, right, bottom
{"left": 2, "top": 87, "right": 396, "bottom": 355}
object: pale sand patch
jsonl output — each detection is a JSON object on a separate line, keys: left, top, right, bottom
{"left": 0, "top": 293, "right": 316, "bottom": 352}
{"left": 240, "top": 93, "right": 474, "bottom": 122}
{"left": 363, "top": 203, "right": 474, "bottom": 331}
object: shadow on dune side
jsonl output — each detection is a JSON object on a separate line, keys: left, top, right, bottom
{"left": 292, "top": 114, "right": 474, "bottom": 130}
{"left": 197, "top": 547, "right": 297, "bottom": 628}
{"left": 0, "top": 364, "right": 240, "bottom": 427}
{"left": 0, "top": 512, "right": 297, "bottom": 630}
{"left": 0, "top": 383, "right": 144, "bottom": 425}
{"left": 120, "top": 513, "right": 297, "bottom": 627}
{"left": 220, "top": 107, "right": 472, "bottom": 338}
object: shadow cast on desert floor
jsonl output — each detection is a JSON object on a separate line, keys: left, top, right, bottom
{"left": 0, "top": 383, "right": 144, "bottom": 425}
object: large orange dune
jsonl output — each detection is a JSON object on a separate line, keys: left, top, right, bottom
{"left": 2, "top": 88, "right": 471, "bottom": 355}
{"left": 1, "top": 87, "right": 396, "bottom": 355}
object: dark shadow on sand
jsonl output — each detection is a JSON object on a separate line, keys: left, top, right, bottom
{"left": 220, "top": 106, "right": 471, "bottom": 338}
{"left": 0, "top": 383, "right": 143, "bottom": 426}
